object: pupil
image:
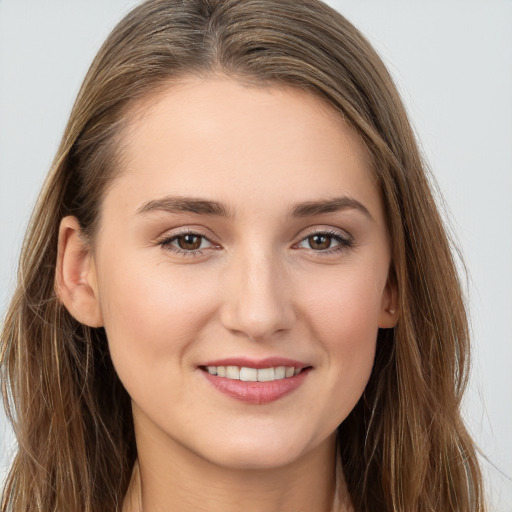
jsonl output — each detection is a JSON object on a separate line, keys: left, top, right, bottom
{"left": 310, "top": 235, "right": 331, "bottom": 250}
{"left": 178, "top": 235, "right": 201, "bottom": 250}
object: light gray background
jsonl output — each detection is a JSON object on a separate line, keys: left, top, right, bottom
{"left": 1, "top": 1, "right": 511, "bottom": 510}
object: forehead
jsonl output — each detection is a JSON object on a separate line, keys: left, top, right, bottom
{"left": 106, "top": 76, "right": 383, "bottom": 223}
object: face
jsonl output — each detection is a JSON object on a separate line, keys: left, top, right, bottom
{"left": 83, "top": 77, "right": 396, "bottom": 469}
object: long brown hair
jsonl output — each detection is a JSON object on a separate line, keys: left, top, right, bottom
{"left": 1, "top": 0, "right": 484, "bottom": 510}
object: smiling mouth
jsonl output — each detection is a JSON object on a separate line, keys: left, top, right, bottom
{"left": 199, "top": 362, "right": 312, "bottom": 404}
{"left": 201, "top": 365, "right": 307, "bottom": 382}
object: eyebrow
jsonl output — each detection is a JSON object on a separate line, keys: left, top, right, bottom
{"left": 288, "top": 196, "right": 373, "bottom": 220}
{"left": 137, "top": 196, "right": 234, "bottom": 217}
{"left": 137, "top": 195, "right": 372, "bottom": 221}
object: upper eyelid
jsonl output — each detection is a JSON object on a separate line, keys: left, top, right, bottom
{"left": 158, "top": 225, "right": 350, "bottom": 236}
{"left": 159, "top": 232, "right": 217, "bottom": 248}
{"left": 302, "top": 226, "right": 349, "bottom": 235}
{"left": 296, "top": 225, "right": 352, "bottom": 241}
{"left": 157, "top": 226, "right": 217, "bottom": 242}
{"left": 157, "top": 225, "right": 352, "bottom": 242}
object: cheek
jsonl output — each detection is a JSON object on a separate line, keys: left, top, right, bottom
{"left": 96, "top": 256, "right": 218, "bottom": 376}
{"left": 299, "top": 265, "right": 384, "bottom": 409}
{"left": 302, "top": 261, "right": 385, "bottom": 339}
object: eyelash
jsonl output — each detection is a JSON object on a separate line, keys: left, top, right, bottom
{"left": 158, "top": 230, "right": 217, "bottom": 258}
{"left": 295, "top": 229, "right": 353, "bottom": 255}
{"left": 157, "top": 229, "right": 353, "bottom": 257}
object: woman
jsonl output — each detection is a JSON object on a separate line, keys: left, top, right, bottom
{"left": 0, "top": 0, "right": 485, "bottom": 511}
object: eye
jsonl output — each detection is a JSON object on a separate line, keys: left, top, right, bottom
{"left": 174, "top": 234, "right": 206, "bottom": 251}
{"left": 158, "top": 231, "right": 217, "bottom": 256}
{"left": 296, "top": 230, "right": 352, "bottom": 253}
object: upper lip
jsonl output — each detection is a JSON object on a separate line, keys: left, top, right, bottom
{"left": 199, "top": 357, "right": 310, "bottom": 369}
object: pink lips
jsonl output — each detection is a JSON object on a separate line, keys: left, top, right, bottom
{"left": 201, "top": 357, "right": 308, "bottom": 369}
{"left": 199, "top": 357, "right": 311, "bottom": 405}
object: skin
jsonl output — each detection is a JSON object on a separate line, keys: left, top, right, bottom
{"left": 57, "top": 76, "right": 397, "bottom": 512}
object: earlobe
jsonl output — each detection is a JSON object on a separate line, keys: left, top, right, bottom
{"left": 378, "top": 276, "right": 399, "bottom": 329}
{"left": 55, "top": 216, "right": 103, "bottom": 327}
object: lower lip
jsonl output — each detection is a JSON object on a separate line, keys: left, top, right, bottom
{"left": 201, "top": 369, "right": 310, "bottom": 404}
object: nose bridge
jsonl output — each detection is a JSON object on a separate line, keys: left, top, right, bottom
{"left": 220, "top": 241, "right": 295, "bottom": 340}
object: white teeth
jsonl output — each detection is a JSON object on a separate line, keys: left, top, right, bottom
{"left": 257, "top": 367, "right": 275, "bottom": 382}
{"left": 239, "top": 367, "right": 258, "bottom": 381}
{"left": 206, "top": 365, "right": 302, "bottom": 381}
{"left": 226, "top": 366, "right": 240, "bottom": 379}
{"left": 275, "top": 366, "right": 286, "bottom": 379}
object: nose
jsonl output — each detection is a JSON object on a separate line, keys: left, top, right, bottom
{"left": 219, "top": 246, "right": 296, "bottom": 341}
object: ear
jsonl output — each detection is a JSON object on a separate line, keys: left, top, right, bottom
{"left": 378, "top": 273, "right": 398, "bottom": 329}
{"left": 55, "top": 216, "right": 103, "bottom": 327}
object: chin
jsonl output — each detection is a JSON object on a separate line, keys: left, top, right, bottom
{"left": 192, "top": 428, "right": 326, "bottom": 471}
{"left": 205, "top": 446, "right": 303, "bottom": 471}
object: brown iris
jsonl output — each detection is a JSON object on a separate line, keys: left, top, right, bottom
{"left": 308, "top": 234, "right": 333, "bottom": 250}
{"left": 177, "top": 234, "right": 202, "bottom": 250}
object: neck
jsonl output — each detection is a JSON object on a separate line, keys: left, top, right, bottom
{"left": 123, "top": 419, "right": 351, "bottom": 512}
